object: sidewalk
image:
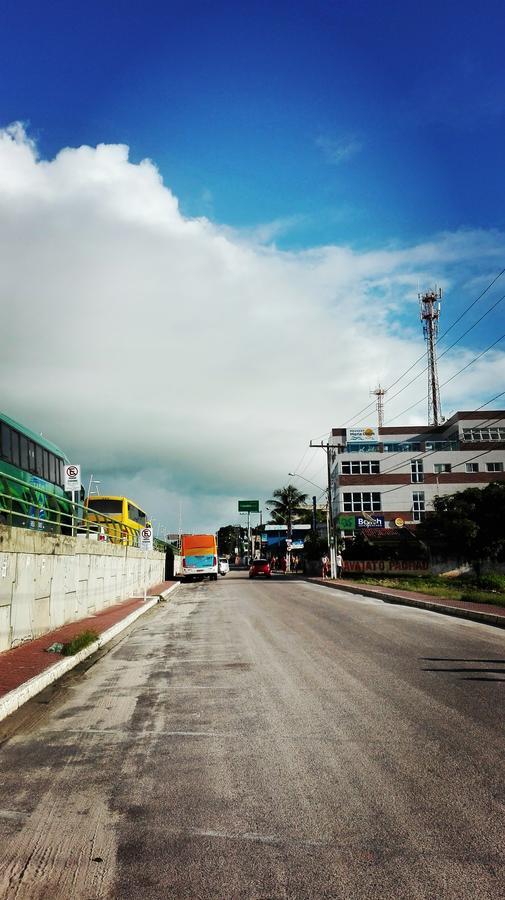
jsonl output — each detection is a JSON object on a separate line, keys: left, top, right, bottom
{"left": 0, "top": 580, "right": 179, "bottom": 722}
{"left": 310, "top": 577, "right": 505, "bottom": 629}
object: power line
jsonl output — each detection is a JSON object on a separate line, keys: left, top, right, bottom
{"left": 385, "top": 332, "right": 505, "bottom": 425}
{"left": 342, "top": 266, "right": 505, "bottom": 428}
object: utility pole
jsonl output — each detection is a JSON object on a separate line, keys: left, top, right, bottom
{"left": 371, "top": 384, "right": 386, "bottom": 428}
{"left": 419, "top": 288, "right": 443, "bottom": 426}
{"left": 310, "top": 440, "right": 336, "bottom": 578}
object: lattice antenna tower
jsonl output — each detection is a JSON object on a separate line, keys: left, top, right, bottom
{"left": 370, "top": 384, "right": 386, "bottom": 428}
{"left": 419, "top": 287, "right": 443, "bottom": 425}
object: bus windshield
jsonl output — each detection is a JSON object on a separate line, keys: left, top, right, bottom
{"left": 87, "top": 499, "right": 122, "bottom": 516}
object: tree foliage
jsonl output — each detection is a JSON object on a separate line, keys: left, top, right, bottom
{"left": 217, "top": 525, "right": 242, "bottom": 555}
{"left": 266, "top": 484, "right": 309, "bottom": 529}
{"left": 416, "top": 481, "right": 505, "bottom": 567}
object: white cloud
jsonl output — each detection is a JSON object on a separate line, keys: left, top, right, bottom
{"left": 316, "top": 134, "right": 363, "bottom": 165}
{"left": 1, "top": 124, "right": 504, "bottom": 531}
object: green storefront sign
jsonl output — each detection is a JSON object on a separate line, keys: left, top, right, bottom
{"left": 238, "top": 499, "right": 260, "bottom": 513}
{"left": 339, "top": 514, "right": 356, "bottom": 530}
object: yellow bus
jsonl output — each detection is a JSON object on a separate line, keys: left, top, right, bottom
{"left": 84, "top": 495, "right": 149, "bottom": 545}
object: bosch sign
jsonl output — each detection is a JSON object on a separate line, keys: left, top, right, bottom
{"left": 356, "top": 515, "right": 385, "bottom": 528}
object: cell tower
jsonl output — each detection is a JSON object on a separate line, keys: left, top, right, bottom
{"left": 371, "top": 384, "right": 386, "bottom": 427}
{"left": 419, "top": 287, "right": 443, "bottom": 426}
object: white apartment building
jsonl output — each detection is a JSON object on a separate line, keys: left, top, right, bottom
{"left": 330, "top": 410, "right": 505, "bottom": 532}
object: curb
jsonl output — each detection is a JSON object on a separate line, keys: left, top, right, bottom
{"left": 308, "top": 579, "right": 505, "bottom": 630}
{"left": 0, "top": 581, "right": 180, "bottom": 724}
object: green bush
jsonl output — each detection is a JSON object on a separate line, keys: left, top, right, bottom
{"left": 61, "top": 629, "right": 99, "bottom": 656}
{"left": 460, "top": 591, "right": 505, "bottom": 607}
{"left": 475, "top": 573, "right": 505, "bottom": 592}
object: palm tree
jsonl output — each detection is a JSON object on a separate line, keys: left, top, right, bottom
{"left": 266, "top": 484, "right": 309, "bottom": 536}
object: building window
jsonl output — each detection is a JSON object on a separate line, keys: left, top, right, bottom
{"left": 463, "top": 427, "right": 505, "bottom": 441}
{"left": 411, "top": 459, "right": 424, "bottom": 483}
{"left": 341, "top": 460, "right": 380, "bottom": 475}
{"left": 434, "top": 463, "right": 451, "bottom": 474}
{"left": 383, "top": 442, "right": 421, "bottom": 452}
{"left": 466, "top": 463, "right": 479, "bottom": 473}
{"left": 486, "top": 462, "right": 504, "bottom": 473}
{"left": 425, "top": 441, "right": 458, "bottom": 451}
{"left": 343, "top": 492, "right": 381, "bottom": 512}
{"left": 412, "top": 491, "right": 425, "bottom": 522}
{"left": 345, "top": 443, "right": 380, "bottom": 453}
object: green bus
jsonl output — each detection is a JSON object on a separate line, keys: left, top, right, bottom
{"left": 0, "top": 412, "right": 73, "bottom": 532}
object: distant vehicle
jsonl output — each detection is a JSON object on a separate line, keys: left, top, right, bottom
{"left": 218, "top": 557, "right": 230, "bottom": 576}
{"left": 84, "top": 495, "right": 148, "bottom": 545}
{"left": 180, "top": 534, "right": 218, "bottom": 581}
{"left": 0, "top": 412, "right": 73, "bottom": 532}
{"left": 249, "top": 559, "right": 271, "bottom": 578}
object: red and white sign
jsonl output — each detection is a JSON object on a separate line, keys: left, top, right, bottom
{"left": 139, "top": 526, "right": 153, "bottom": 551}
{"left": 64, "top": 464, "right": 81, "bottom": 492}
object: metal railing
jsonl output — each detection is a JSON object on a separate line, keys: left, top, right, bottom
{"left": 0, "top": 471, "right": 143, "bottom": 547}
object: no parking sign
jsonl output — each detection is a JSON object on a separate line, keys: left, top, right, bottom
{"left": 139, "top": 526, "right": 153, "bottom": 551}
{"left": 64, "top": 464, "right": 81, "bottom": 492}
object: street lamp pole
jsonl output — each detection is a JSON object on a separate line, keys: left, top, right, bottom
{"left": 289, "top": 470, "right": 331, "bottom": 569}
{"left": 306, "top": 443, "right": 337, "bottom": 579}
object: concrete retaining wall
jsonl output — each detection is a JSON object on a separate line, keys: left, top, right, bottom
{"left": 0, "top": 526, "right": 165, "bottom": 651}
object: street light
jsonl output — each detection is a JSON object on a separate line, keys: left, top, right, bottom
{"left": 288, "top": 472, "right": 326, "bottom": 493}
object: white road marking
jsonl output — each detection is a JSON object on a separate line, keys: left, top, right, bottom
{"left": 183, "top": 827, "right": 329, "bottom": 847}
{"left": 62, "top": 728, "right": 232, "bottom": 737}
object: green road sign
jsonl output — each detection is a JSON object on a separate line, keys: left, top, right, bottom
{"left": 238, "top": 500, "right": 260, "bottom": 513}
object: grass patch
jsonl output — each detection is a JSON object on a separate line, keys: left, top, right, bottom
{"left": 61, "top": 629, "right": 99, "bottom": 656}
{"left": 345, "top": 573, "right": 505, "bottom": 608}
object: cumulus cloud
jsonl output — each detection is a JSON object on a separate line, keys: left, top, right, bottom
{"left": 1, "top": 124, "right": 504, "bottom": 530}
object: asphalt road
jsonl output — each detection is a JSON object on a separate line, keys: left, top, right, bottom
{"left": 0, "top": 572, "right": 505, "bottom": 899}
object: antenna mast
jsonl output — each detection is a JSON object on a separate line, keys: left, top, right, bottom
{"left": 371, "top": 384, "right": 386, "bottom": 428}
{"left": 419, "top": 288, "right": 443, "bottom": 426}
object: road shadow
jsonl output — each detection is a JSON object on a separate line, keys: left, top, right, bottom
{"left": 420, "top": 657, "right": 505, "bottom": 681}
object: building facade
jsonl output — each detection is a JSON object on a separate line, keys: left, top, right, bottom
{"left": 330, "top": 411, "right": 505, "bottom": 533}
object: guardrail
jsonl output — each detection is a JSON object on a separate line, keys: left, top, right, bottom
{"left": 0, "top": 471, "right": 167, "bottom": 550}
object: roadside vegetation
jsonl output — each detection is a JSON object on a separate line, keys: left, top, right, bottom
{"left": 347, "top": 572, "right": 505, "bottom": 608}
{"left": 61, "top": 629, "right": 99, "bottom": 656}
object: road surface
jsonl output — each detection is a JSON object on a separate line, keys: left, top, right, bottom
{"left": 0, "top": 572, "right": 504, "bottom": 899}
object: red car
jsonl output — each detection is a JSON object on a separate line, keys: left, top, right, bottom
{"left": 249, "top": 559, "right": 271, "bottom": 578}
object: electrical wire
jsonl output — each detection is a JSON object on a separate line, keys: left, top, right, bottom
{"left": 341, "top": 266, "right": 505, "bottom": 428}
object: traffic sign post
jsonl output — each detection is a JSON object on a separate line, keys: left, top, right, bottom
{"left": 139, "top": 526, "right": 154, "bottom": 602}
{"left": 64, "top": 464, "right": 81, "bottom": 536}
{"left": 238, "top": 500, "right": 259, "bottom": 513}
{"left": 238, "top": 501, "right": 260, "bottom": 562}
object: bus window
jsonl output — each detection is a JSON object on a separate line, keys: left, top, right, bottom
{"left": 28, "top": 442, "right": 36, "bottom": 473}
{"left": 87, "top": 498, "right": 123, "bottom": 516}
{"left": 43, "top": 449, "right": 49, "bottom": 481}
{"left": 137, "top": 509, "right": 147, "bottom": 525}
{"left": 59, "top": 459, "right": 65, "bottom": 487}
{"left": 20, "top": 436, "right": 28, "bottom": 470}
{"left": 11, "top": 431, "right": 20, "bottom": 468}
{"left": 35, "top": 444, "right": 44, "bottom": 478}
{"left": 1, "top": 424, "right": 11, "bottom": 461}
{"left": 49, "top": 454, "right": 56, "bottom": 484}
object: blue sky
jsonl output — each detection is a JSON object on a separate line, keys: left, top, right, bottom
{"left": 3, "top": 0, "right": 505, "bottom": 249}
{"left": 1, "top": 1, "right": 505, "bottom": 530}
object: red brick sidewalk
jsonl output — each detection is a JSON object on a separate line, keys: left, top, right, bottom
{"left": 310, "top": 578, "right": 505, "bottom": 626}
{"left": 0, "top": 580, "right": 176, "bottom": 700}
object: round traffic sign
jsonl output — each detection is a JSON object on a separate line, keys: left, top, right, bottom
{"left": 66, "top": 465, "right": 79, "bottom": 477}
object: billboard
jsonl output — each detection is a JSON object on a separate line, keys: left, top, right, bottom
{"left": 346, "top": 426, "right": 379, "bottom": 443}
{"left": 238, "top": 500, "right": 260, "bottom": 513}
